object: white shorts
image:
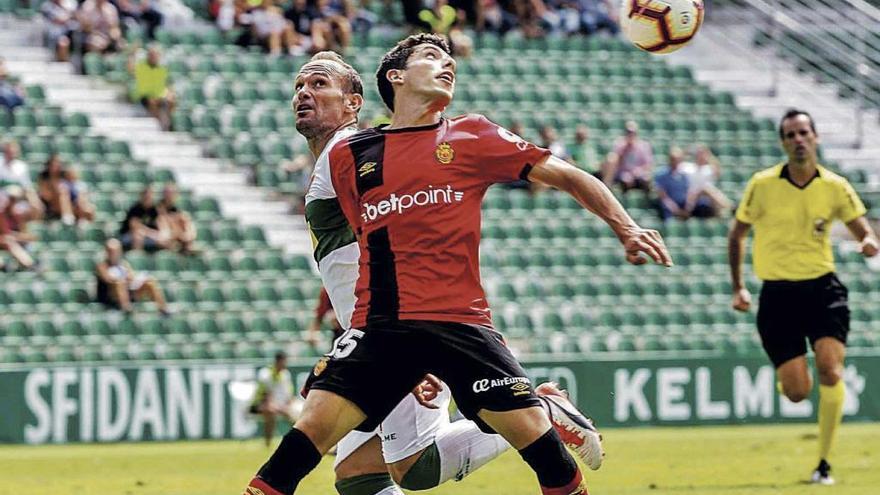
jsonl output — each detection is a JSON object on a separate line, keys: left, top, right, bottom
{"left": 334, "top": 385, "right": 452, "bottom": 468}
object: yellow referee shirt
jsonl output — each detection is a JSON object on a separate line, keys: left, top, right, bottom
{"left": 736, "top": 163, "right": 866, "bottom": 281}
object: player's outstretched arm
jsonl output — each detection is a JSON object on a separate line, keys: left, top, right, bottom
{"left": 727, "top": 219, "right": 752, "bottom": 311}
{"left": 528, "top": 155, "right": 672, "bottom": 267}
{"left": 845, "top": 216, "right": 879, "bottom": 257}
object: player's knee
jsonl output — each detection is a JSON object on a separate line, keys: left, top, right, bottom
{"left": 817, "top": 366, "right": 842, "bottom": 387}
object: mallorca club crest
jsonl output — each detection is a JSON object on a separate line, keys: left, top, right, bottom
{"left": 313, "top": 357, "right": 329, "bottom": 377}
{"left": 435, "top": 141, "right": 455, "bottom": 164}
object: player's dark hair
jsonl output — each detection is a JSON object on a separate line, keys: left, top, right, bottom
{"left": 307, "top": 51, "right": 364, "bottom": 97}
{"left": 778, "top": 108, "right": 817, "bottom": 139}
{"left": 274, "top": 350, "right": 287, "bottom": 361}
{"left": 375, "top": 33, "right": 451, "bottom": 111}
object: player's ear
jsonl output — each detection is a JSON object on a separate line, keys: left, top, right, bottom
{"left": 345, "top": 93, "right": 364, "bottom": 114}
{"left": 386, "top": 68, "right": 404, "bottom": 85}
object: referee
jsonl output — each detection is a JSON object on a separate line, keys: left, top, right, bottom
{"left": 728, "top": 109, "right": 879, "bottom": 484}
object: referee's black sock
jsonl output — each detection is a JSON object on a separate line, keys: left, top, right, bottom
{"left": 247, "top": 428, "right": 322, "bottom": 495}
{"left": 518, "top": 428, "right": 586, "bottom": 495}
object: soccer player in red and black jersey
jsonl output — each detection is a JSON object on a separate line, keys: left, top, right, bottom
{"left": 244, "top": 34, "right": 672, "bottom": 495}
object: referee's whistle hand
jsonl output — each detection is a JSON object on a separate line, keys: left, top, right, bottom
{"left": 860, "top": 237, "right": 879, "bottom": 257}
{"left": 732, "top": 288, "right": 752, "bottom": 312}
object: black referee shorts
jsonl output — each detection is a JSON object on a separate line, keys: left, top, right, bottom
{"left": 757, "top": 272, "right": 850, "bottom": 368}
{"left": 306, "top": 320, "right": 541, "bottom": 433}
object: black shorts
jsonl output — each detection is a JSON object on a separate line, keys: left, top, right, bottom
{"left": 306, "top": 320, "right": 541, "bottom": 433}
{"left": 757, "top": 272, "right": 849, "bottom": 368}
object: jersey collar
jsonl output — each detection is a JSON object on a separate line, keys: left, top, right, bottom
{"left": 780, "top": 163, "right": 821, "bottom": 190}
{"left": 377, "top": 118, "right": 444, "bottom": 134}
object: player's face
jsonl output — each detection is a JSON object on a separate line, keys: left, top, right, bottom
{"left": 401, "top": 44, "right": 456, "bottom": 109}
{"left": 781, "top": 115, "right": 818, "bottom": 163}
{"left": 292, "top": 62, "right": 350, "bottom": 139}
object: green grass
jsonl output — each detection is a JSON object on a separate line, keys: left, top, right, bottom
{"left": 1, "top": 423, "right": 878, "bottom": 495}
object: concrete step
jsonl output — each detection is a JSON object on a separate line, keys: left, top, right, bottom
{"left": 0, "top": 45, "right": 50, "bottom": 61}
{"left": 91, "top": 117, "right": 163, "bottom": 135}
{"left": 45, "top": 87, "right": 121, "bottom": 103}
{"left": 222, "top": 201, "right": 291, "bottom": 217}
{"left": 63, "top": 100, "right": 145, "bottom": 117}
{"left": 174, "top": 171, "right": 245, "bottom": 188}
{"left": 131, "top": 142, "right": 204, "bottom": 159}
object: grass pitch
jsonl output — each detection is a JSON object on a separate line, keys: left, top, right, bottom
{"left": 1, "top": 423, "right": 878, "bottom": 495}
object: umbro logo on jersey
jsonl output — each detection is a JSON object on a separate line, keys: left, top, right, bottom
{"left": 358, "top": 162, "right": 377, "bottom": 177}
{"left": 361, "top": 185, "right": 464, "bottom": 222}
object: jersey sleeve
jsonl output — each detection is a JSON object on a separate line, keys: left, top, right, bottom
{"left": 735, "top": 176, "right": 761, "bottom": 224}
{"left": 328, "top": 141, "right": 362, "bottom": 236}
{"left": 473, "top": 115, "right": 551, "bottom": 184}
{"left": 834, "top": 179, "right": 867, "bottom": 223}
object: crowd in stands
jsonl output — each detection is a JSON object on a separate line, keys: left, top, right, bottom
{"left": 0, "top": 136, "right": 190, "bottom": 314}
{"left": 39, "top": 0, "right": 166, "bottom": 61}
{"left": 511, "top": 120, "right": 732, "bottom": 222}
{"left": 201, "top": 0, "right": 619, "bottom": 56}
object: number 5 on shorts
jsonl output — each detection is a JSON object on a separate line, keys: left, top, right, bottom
{"left": 329, "top": 328, "right": 365, "bottom": 359}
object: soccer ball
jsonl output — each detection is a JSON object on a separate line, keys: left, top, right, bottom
{"left": 619, "top": 0, "right": 704, "bottom": 54}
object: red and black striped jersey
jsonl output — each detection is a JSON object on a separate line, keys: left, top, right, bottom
{"left": 329, "top": 114, "right": 550, "bottom": 329}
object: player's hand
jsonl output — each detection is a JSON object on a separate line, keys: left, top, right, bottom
{"left": 732, "top": 287, "right": 752, "bottom": 312}
{"left": 622, "top": 227, "right": 673, "bottom": 267}
{"left": 411, "top": 374, "right": 443, "bottom": 409}
{"left": 860, "top": 236, "right": 879, "bottom": 257}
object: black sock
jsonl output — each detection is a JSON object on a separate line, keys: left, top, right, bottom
{"left": 256, "top": 428, "right": 323, "bottom": 494}
{"left": 518, "top": 428, "right": 578, "bottom": 488}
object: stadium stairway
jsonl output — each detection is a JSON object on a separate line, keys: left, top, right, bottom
{"left": 0, "top": 16, "right": 313, "bottom": 255}
{"left": 665, "top": 9, "right": 880, "bottom": 174}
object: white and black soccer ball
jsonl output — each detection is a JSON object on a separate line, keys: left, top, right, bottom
{"left": 620, "top": 0, "right": 704, "bottom": 54}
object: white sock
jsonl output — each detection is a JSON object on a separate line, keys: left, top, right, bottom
{"left": 435, "top": 420, "right": 511, "bottom": 483}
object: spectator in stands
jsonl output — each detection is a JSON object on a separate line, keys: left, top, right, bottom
{"left": 283, "top": 0, "right": 316, "bottom": 52}
{"left": 95, "top": 237, "right": 171, "bottom": 315}
{"left": 0, "top": 187, "right": 38, "bottom": 271}
{"left": 0, "top": 141, "right": 44, "bottom": 225}
{"left": 128, "top": 45, "right": 176, "bottom": 131}
{"left": 158, "top": 183, "right": 198, "bottom": 254}
{"left": 419, "top": 0, "right": 473, "bottom": 56}
{"left": 539, "top": 124, "right": 570, "bottom": 160}
{"left": 654, "top": 146, "right": 716, "bottom": 221}
{"left": 681, "top": 144, "right": 732, "bottom": 215}
{"left": 37, "top": 154, "right": 96, "bottom": 226}
{"left": 0, "top": 59, "right": 26, "bottom": 111}
{"left": 577, "top": 0, "right": 617, "bottom": 35}
{"left": 602, "top": 120, "right": 653, "bottom": 194}
{"left": 250, "top": 0, "right": 304, "bottom": 56}
{"left": 482, "top": 0, "right": 517, "bottom": 35}
{"left": 306, "top": 286, "right": 344, "bottom": 350}
{"left": 570, "top": 124, "right": 599, "bottom": 173}
{"left": 78, "top": 0, "right": 125, "bottom": 54}
{"left": 249, "top": 351, "right": 299, "bottom": 446}
{"left": 112, "top": 0, "right": 164, "bottom": 40}
{"left": 540, "top": 0, "right": 580, "bottom": 35}
{"left": 120, "top": 184, "right": 170, "bottom": 251}
{"left": 510, "top": 0, "right": 546, "bottom": 38}
{"left": 40, "top": 0, "right": 78, "bottom": 62}
{"left": 311, "top": 0, "right": 353, "bottom": 53}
